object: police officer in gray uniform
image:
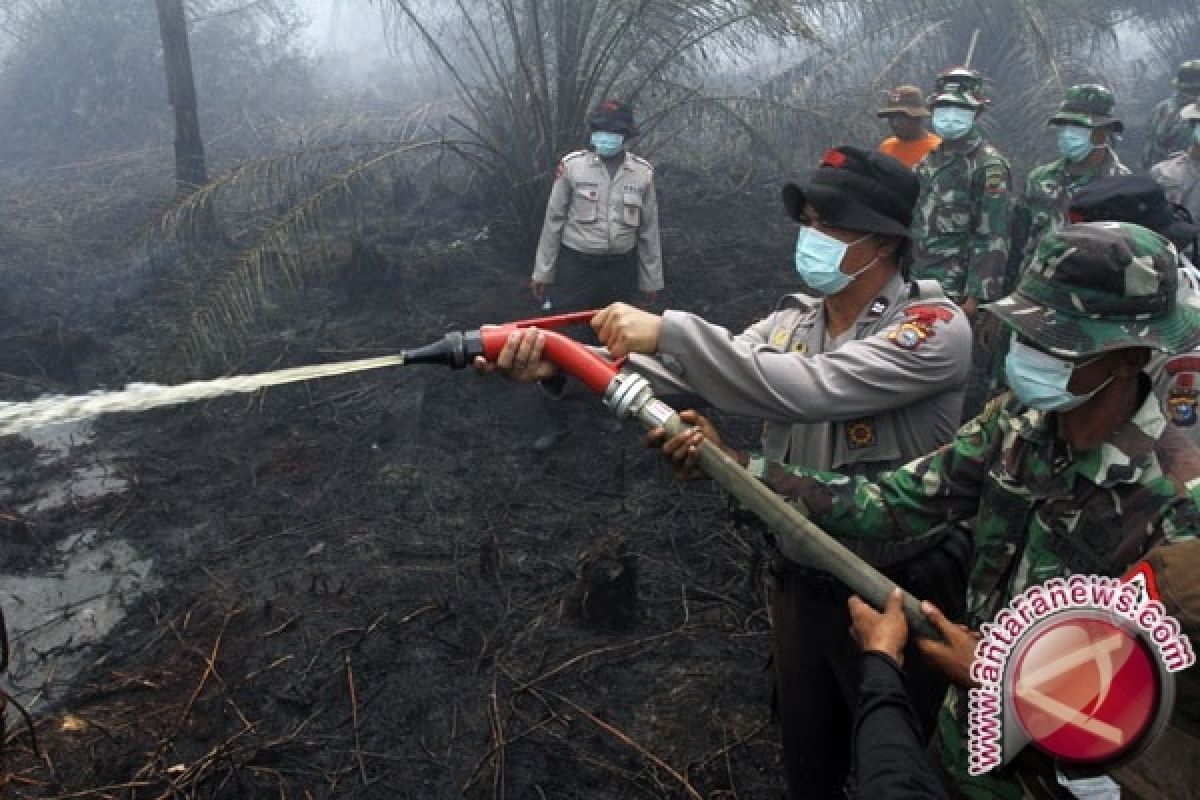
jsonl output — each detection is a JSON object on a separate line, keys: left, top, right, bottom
{"left": 531, "top": 99, "right": 663, "bottom": 311}
{"left": 529, "top": 100, "right": 663, "bottom": 450}
{"left": 483, "top": 147, "right": 973, "bottom": 798}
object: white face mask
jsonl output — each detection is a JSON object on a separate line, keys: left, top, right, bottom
{"left": 1056, "top": 125, "right": 1095, "bottom": 162}
{"left": 793, "top": 228, "right": 874, "bottom": 295}
{"left": 1004, "top": 335, "right": 1112, "bottom": 412}
{"left": 930, "top": 106, "right": 976, "bottom": 140}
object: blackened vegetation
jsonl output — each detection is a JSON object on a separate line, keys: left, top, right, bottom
{"left": 1, "top": 181, "right": 800, "bottom": 798}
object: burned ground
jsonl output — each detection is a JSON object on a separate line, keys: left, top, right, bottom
{"left": 0, "top": 183, "right": 806, "bottom": 798}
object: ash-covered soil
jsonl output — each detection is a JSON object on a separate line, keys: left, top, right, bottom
{"left": 1, "top": 186, "right": 805, "bottom": 798}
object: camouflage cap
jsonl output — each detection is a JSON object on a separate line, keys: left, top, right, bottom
{"left": 984, "top": 222, "right": 1200, "bottom": 359}
{"left": 1047, "top": 83, "right": 1124, "bottom": 134}
{"left": 877, "top": 85, "right": 930, "bottom": 118}
{"left": 1174, "top": 59, "right": 1200, "bottom": 92}
{"left": 930, "top": 66, "right": 986, "bottom": 109}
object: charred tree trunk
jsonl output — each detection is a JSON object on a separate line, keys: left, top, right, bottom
{"left": 156, "top": 0, "right": 208, "bottom": 194}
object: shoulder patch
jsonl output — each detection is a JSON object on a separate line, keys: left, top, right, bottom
{"left": 904, "top": 303, "right": 956, "bottom": 325}
{"left": 983, "top": 162, "right": 1010, "bottom": 193}
{"left": 888, "top": 320, "right": 932, "bottom": 350}
{"left": 1166, "top": 355, "right": 1200, "bottom": 428}
{"left": 888, "top": 303, "right": 957, "bottom": 351}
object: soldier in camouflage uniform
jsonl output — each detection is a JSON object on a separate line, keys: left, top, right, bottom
{"left": 1009, "top": 84, "right": 1130, "bottom": 287}
{"left": 1141, "top": 59, "right": 1200, "bottom": 170}
{"left": 1070, "top": 176, "right": 1200, "bottom": 451}
{"left": 659, "top": 222, "right": 1200, "bottom": 799}
{"left": 910, "top": 69, "right": 1012, "bottom": 420}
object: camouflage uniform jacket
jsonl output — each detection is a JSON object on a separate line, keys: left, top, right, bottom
{"left": 1142, "top": 94, "right": 1196, "bottom": 170}
{"left": 533, "top": 150, "right": 663, "bottom": 291}
{"left": 745, "top": 388, "right": 1200, "bottom": 798}
{"left": 909, "top": 131, "right": 1012, "bottom": 304}
{"left": 1011, "top": 149, "right": 1129, "bottom": 280}
{"left": 1150, "top": 150, "right": 1200, "bottom": 227}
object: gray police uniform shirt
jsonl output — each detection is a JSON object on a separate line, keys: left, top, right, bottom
{"left": 628, "top": 273, "right": 970, "bottom": 476}
{"left": 533, "top": 150, "right": 664, "bottom": 292}
{"left": 1152, "top": 258, "right": 1200, "bottom": 445}
{"left": 1151, "top": 151, "right": 1200, "bottom": 228}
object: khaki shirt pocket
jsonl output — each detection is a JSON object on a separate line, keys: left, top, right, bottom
{"left": 571, "top": 185, "right": 599, "bottom": 223}
{"left": 621, "top": 190, "right": 643, "bottom": 228}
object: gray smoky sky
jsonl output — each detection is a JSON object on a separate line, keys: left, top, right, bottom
{"left": 300, "top": 1, "right": 390, "bottom": 55}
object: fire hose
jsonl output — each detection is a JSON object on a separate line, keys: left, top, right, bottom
{"left": 0, "top": 309, "right": 939, "bottom": 638}
{"left": 404, "top": 309, "right": 940, "bottom": 640}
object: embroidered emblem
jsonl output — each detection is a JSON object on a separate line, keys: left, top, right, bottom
{"left": 846, "top": 419, "right": 876, "bottom": 449}
{"left": 867, "top": 297, "right": 889, "bottom": 318}
{"left": 771, "top": 329, "right": 790, "bottom": 349}
{"left": 888, "top": 304, "right": 953, "bottom": 350}
{"left": 890, "top": 321, "right": 928, "bottom": 350}
{"left": 903, "top": 304, "right": 955, "bottom": 325}
{"left": 1166, "top": 357, "right": 1200, "bottom": 427}
{"left": 791, "top": 342, "right": 808, "bottom": 355}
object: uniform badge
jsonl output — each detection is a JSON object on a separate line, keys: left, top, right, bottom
{"left": 889, "top": 321, "right": 928, "bottom": 350}
{"left": 867, "top": 297, "right": 889, "bottom": 318}
{"left": 984, "top": 164, "right": 1008, "bottom": 194}
{"left": 845, "top": 419, "right": 876, "bottom": 449}
{"left": 791, "top": 342, "right": 808, "bottom": 355}
{"left": 888, "top": 304, "right": 953, "bottom": 350}
{"left": 1165, "top": 356, "right": 1200, "bottom": 427}
{"left": 771, "top": 330, "right": 790, "bottom": 349}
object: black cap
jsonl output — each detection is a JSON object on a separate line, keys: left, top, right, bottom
{"left": 781, "top": 147, "right": 919, "bottom": 237}
{"left": 588, "top": 100, "right": 638, "bottom": 137}
{"left": 1069, "top": 175, "right": 1200, "bottom": 247}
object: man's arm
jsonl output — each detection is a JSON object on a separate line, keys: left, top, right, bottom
{"left": 744, "top": 396, "right": 1004, "bottom": 544}
{"left": 653, "top": 303, "right": 971, "bottom": 424}
{"left": 623, "top": 313, "right": 777, "bottom": 402}
{"left": 849, "top": 589, "right": 951, "bottom": 800}
{"left": 636, "top": 179, "right": 664, "bottom": 292}
{"left": 854, "top": 653, "right": 951, "bottom": 799}
{"left": 967, "top": 158, "right": 1012, "bottom": 304}
{"left": 532, "top": 166, "right": 572, "bottom": 285}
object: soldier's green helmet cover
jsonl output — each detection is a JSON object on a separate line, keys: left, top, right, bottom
{"left": 985, "top": 222, "right": 1200, "bottom": 359}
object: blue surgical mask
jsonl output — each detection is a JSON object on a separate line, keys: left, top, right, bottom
{"left": 794, "top": 228, "right": 873, "bottom": 295}
{"left": 590, "top": 131, "right": 625, "bottom": 157}
{"left": 1056, "top": 125, "right": 1095, "bottom": 162}
{"left": 930, "top": 106, "right": 976, "bottom": 140}
{"left": 1004, "top": 336, "right": 1111, "bottom": 412}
